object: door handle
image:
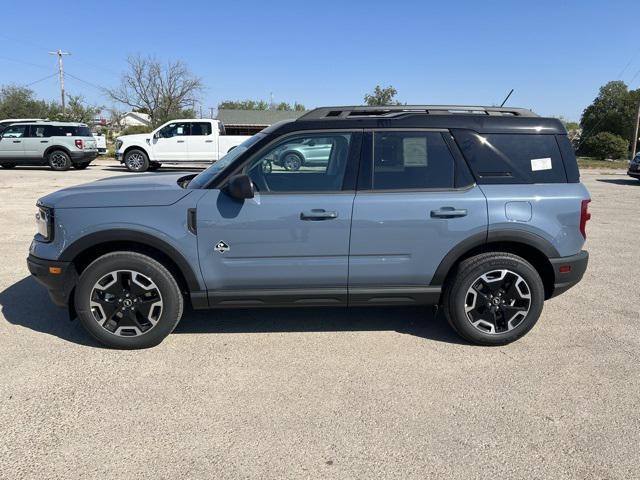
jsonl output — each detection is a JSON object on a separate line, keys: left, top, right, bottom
{"left": 300, "top": 209, "right": 338, "bottom": 220}
{"left": 430, "top": 207, "right": 468, "bottom": 219}
{"left": 205, "top": 140, "right": 214, "bottom": 143}
{"left": 13, "top": 140, "right": 21, "bottom": 143}
{"left": 177, "top": 140, "right": 185, "bottom": 143}
{"left": 40, "top": 140, "right": 49, "bottom": 143}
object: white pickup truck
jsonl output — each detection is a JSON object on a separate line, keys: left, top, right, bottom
{"left": 115, "top": 119, "right": 250, "bottom": 172}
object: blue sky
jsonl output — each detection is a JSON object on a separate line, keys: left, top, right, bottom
{"left": 0, "top": 0, "right": 638, "bottom": 121}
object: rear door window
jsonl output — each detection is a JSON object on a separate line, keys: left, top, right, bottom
{"left": 371, "top": 131, "right": 455, "bottom": 190}
{"left": 452, "top": 131, "right": 567, "bottom": 184}
{"left": 189, "top": 122, "right": 212, "bottom": 136}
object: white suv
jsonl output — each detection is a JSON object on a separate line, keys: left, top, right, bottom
{"left": 0, "top": 122, "right": 98, "bottom": 171}
{"left": 115, "top": 119, "right": 250, "bottom": 172}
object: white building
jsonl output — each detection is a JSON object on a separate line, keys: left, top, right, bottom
{"left": 120, "top": 112, "right": 151, "bottom": 128}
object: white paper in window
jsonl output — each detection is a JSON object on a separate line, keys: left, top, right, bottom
{"left": 530, "top": 157, "right": 552, "bottom": 171}
{"left": 403, "top": 137, "right": 428, "bottom": 166}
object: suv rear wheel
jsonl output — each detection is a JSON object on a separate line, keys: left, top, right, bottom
{"left": 443, "top": 252, "right": 544, "bottom": 345}
{"left": 124, "top": 149, "right": 149, "bottom": 172}
{"left": 74, "top": 251, "right": 184, "bottom": 349}
{"left": 48, "top": 150, "right": 71, "bottom": 171}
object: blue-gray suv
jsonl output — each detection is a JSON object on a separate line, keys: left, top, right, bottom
{"left": 27, "top": 105, "right": 591, "bottom": 349}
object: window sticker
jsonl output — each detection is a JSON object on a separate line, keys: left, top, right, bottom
{"left": 177, "top": 126, "right": 184, "bottom": 135}
{"left": 530, "top": 157, "right": 552, "bottom": 171}
{"left": 403, "top": 137, "right": 428, "bottom": 166}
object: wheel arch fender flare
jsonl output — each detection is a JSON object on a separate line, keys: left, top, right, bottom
{"left": 44, "top": 145, "right": 72, "bottom": 158}
{"left": 58, "top": 229, "right": 203, "bottom": 292}
{"left": 430, "top": 229, "right": 560, "bottom": 287}
{"left": 123, "top": 145, "right": 150, "bottom": 161}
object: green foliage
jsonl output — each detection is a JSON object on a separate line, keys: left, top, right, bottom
{"left": 582, "top": 131, "right": 629, "bottom": 160}
{"left": 0, "top": 85, "right": 101, "bottom": 124}
{"left": 120, "top": 125, "right": 153, "bottom": 136}
{"left": 0, "top": 85, "right": 49, "bottom": 119}
{"left": 218, "top": 99, "right": 270, "bottom": 110}
{"left": 579, "top": 81, "right": 640, "bottom": 153}
{"left": 218, "top": 99, "right": 306, "bottom": 111}
{"left": 364, "top": 85, "right": 402, "bottom": 106}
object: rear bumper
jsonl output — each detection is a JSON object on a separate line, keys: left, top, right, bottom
{"left": 548, "top": 250, "right": 589, "bottom": 298}
{"left": 69, "top": 151, "right": 98, "bottom": 163}
{"left": 27, "top": 254, "right": 77, "bottom": 307}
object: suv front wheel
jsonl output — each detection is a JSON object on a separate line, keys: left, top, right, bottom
{"left": 443, "top": 252, "right": 545, "bottom": 345}
{"left": 124, "top": 149, "right": 149, "bottom": 172}
{"left": 74, "top": 251, "right": 184, "bottom": 349}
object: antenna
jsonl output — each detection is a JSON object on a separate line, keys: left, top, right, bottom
{"left": 500, "top": 89, "right": 514, "bottom": 107}
{"left": 48, "top": 49, "right": 71, "bottom": 113}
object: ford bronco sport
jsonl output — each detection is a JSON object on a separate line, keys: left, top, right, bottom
{"left": 0, "top": 121, "right": 97, "bottom": 170}
{"left": 27, "top": 105, "right": 590, "bottom": 349}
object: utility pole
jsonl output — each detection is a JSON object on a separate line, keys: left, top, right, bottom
{"left": 209, "top": 107, "right": 214, "bottom": 119}
{"left": 632, "top": 99, "right": 640, "bottom": 159}
{"left": 48, "top": 49, "right": 70, "bottom": 113}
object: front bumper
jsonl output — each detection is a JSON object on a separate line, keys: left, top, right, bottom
{"left": 27, "top": 254, "right": 77, "bottom": 308}
{"left": 548, "top": 250, "right": 589, "bottom": 298}
{"left": 69, "top": 150, "right": 98, "bottom": 163}
{"left": 627, "top": 166, "right": 640, "bottom": 179}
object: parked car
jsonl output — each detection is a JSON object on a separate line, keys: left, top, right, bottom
{"left": 92, "top": 132, "right": 107, "bottom": 155}
{"left": 0, "top": 121, "right": 98, "bottom": 170}
{"left": 628, "top": 153, "right": 640, "bottom": 181}
{"left": 28, "top": 105, "right": 591, "bottom": 349}
{"left": 115, "top": 119, "right": 250, "bottom": 172}
{"left": 0, "top": 118, "right": 44, "bottom": 135}
{"left": 272, "top": 137, "right": 334, "bottom": 170}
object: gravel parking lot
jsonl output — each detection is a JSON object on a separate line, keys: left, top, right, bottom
{"left": 0, "top": 160, "right": 638, "bottom": 479}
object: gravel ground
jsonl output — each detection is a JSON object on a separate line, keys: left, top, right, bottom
{"left": 0, "top": 160, "right": 638, "bottom": 479}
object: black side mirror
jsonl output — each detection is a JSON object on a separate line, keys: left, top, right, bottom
{"left": 227, "top": 174, "right": 255, "bottom": 200}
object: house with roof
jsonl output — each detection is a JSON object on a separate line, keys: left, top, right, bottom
{"left": 216, "top": 109, "right": 308, "bottom": 136}
{"left": 121, "top": 111, "right": 151, "bottom": 128}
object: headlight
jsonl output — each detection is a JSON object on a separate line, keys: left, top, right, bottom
{"left": 35, "top": 205, "right": 53, "bottom": 242}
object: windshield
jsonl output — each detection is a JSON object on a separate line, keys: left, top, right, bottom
{"left": 188, "top": 133, "right": 266, "bottom": 189}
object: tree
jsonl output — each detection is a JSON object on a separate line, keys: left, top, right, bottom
{"left": 48, "top": 95, "right": 102, "bottom": 123}
{"left": 364, "top": 85, "right": 402, "bottom": 106}
{"left": 218, "top": 100, "right": 270, "bottom": 110}
{"left": 582, "top": 131, "right": 629, "bottom": 159}
{"left": 0, "top": 85, "right": 49, "bottom": 119}
{"left": 579, "top": 80, "right": 640, "bottom": 153}
{"left": 0, "top": 85, "right": 101, "bottom": 123}
{"left": 106, "top": 55, "right": 204, "bottom": 126}
{"left": 217, "top": 99, "right": 306, "bottom": 111}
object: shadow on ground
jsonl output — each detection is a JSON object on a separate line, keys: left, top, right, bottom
{"left": 596, "top": 178, "right": 639, "bottom": 186}
{"left": 0, "top": 276, "right": 466, "bottom": 346}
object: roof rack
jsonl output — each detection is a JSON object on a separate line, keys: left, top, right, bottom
{"left": 298, "top": 105, "right": 539, "bottom": 121}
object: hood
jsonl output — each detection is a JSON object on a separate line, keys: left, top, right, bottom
{"left": 118, "top": 133, "right": 151, "bottom": 143}
{"left": 39, "top": 172, "right": 195, "bottom": 209}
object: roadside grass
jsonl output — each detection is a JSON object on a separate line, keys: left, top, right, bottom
{"left": 577, "top": 157, "right": 629, "bottom": 169}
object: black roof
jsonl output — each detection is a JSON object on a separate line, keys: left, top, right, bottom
{"left": 263, "top": 105, "right": 566, "bottom": 135}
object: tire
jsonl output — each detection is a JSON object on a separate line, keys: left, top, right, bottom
{"left": 48, "top": 150, "right": 71, "bottom": 171}
{"left": 73, "top": 162, "right": 91, "bottom": 170}
{"left": 74, "top": 251, "right": 184, "bottom": 349}
{"left": 442, "top": 252, "right": 545, "bottom": 346}
{"left": 281, "top": 152, "right": 303, "bottom": 171}
{"left": 1, "top": 163, "right": 16, "bottom": 169}
{"left": 124, "top": 149, "right": 149, "bottom": 172}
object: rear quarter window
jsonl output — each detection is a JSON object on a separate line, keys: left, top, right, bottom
{"left": 452, "top": 130, "right": 567, "bottom": 184}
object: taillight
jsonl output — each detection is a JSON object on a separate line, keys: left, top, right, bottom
{"left": 580, "top": 199, "right": 591, "bottom": 239}
{"left": 75, "top": 139, "right": 84, "bottom": 149}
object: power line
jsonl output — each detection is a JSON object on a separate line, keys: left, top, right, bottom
{"left": 25, "top": 72, "right": 59, "bottom": 87}
{"left": 0, "top": 55, "right": 50, "bottom": 70}
{"left": 65, "top": 72, "right": 106, "bottom": 92}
